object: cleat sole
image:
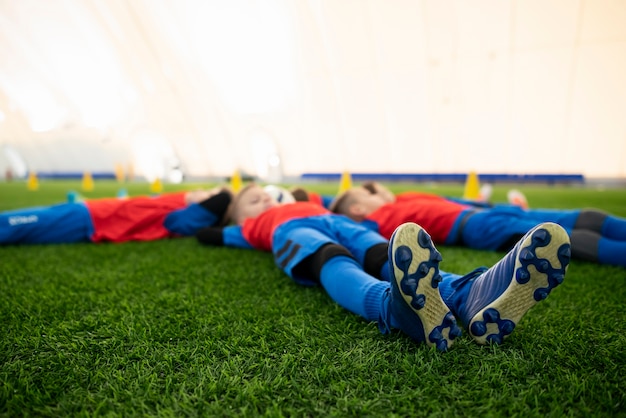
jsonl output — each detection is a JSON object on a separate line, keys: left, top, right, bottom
{"left": 469, "top": 222, "right": 570, "bottom": 345}
{"left": 390, "top": 223, "right": 461, "bottom": 351}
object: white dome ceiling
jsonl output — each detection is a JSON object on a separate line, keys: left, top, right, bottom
{"left": 0, "top": 0, "right": 625, "bottom": 180}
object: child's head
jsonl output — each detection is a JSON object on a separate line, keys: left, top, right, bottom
{"left": 361, "top": 181, "right": 396, "bottom": 203}
{"left": 330, "top": 186, "right": 388, "bottom": 221}
{"left": 229, "top": 183, "right": 280, "bottom": 225}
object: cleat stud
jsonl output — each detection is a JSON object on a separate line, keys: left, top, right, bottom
{"left": 534, "top": 289, "right": 549, "bottom": 301}
{"left": 516, "top": 268, "right": 530, "bottom": 283}
{"left": 395, "top": 246, "right": 413, "bottom": 265}
{"left": 418, "top": 264, "right": 429, "bottom": 275}
{"left": 487, "top": 334, "right": 503, "bottom": 345}
{"left": 434, "top": 252, "right": 443, "bottom": 262}
{"left": 436, "top": 339, "right": 448, "bottom": 352}
{"left": 417, "top": 230, "right": 431, "bottom": 247}
{"left": 450, "top": 326, "right": 462, "bottom": 339}
{"left": 470, "top": 321, "right": 487, "bottom": 337}
{"left": 483, "top": 308, "right": 500, "bottom": 322}
{"left": 430, "top": 329, "right": 443, "bottom": 340}
{"left": 412, "top": 294, "right": 426, "bottom": 310}
{"left": 538, "top": 260, "right": 550, "bottom": 272}
{"left": 533, "top": 229, "right": 549, "bottom": 244}
{"left": 553, "top": 274, "right": 565, "bottom": 285}
{"left": 501, "top": 321, "right": 515, "bottom": 334}
{"left": 520, "top": 248, "right": 535, "bottom": 261}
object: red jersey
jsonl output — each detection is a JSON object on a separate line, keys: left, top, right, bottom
{"left": 242, "top": 202, "right": 330, "bottom": 251}
{"left": 306, "top": 191, "right": 324, "bottom": 207}
{"left": 85, "top": 192, "right": 187, "bottom": 242}
{"left": 367, "top": 192, "right": 468, "bottom": 243}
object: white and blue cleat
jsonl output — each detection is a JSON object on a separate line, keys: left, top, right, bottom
{"left": 388, "top": 222, "right": 462, "bottom": 351}
{"left": 460, "top": 222, "right": 571, "bottom": 345}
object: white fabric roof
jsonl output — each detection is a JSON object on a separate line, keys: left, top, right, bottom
{"left": 0, "top": 0, "right": 625, "bottom": 181}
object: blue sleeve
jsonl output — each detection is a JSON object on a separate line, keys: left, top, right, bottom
{"left": 164, "top": 203, "right": 218, "bottom": 236}
{"left": 361, "top": 218, "right": 381, "bottom": 233}
{"left": 321, "top": 195, "right": 335, "bottom": 209}
{"left": 223, "top": 225, "right": 254, "bottom": 249}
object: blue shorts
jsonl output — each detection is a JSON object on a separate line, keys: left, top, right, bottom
{"left": 272, "top": 214, "right": 387, "bottom": 286}
{"left": 0, "top": 203, "right": 94, "bottom": 244}
{"left": 460, "top": 206, "right": 580, "bottom": 250}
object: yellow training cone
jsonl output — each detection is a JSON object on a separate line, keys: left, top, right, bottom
{"left": 463, "top": 171, "right": 480, "bottom": 200}
{"left": 150, "top": 178, "right": 163, "bottom": 193}
{"left": 338, "top": 171, "right": 353, "bottom": 194}
{"left": 230, "top": 170, "right": 243, "bottom": 193}
{"left": 27, "top": 172, "right": 39, "bottom": 191}
{"left": 82, "top": 172, "right": 94, "bottom": 191}
{"left": 114, "top": 164, "right": 125, "bottom": 183}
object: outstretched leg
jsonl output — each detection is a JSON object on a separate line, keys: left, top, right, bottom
{"left": 385, "top": 222, "right": 461, "bottom": 351}
{"left": 445, "top": 222, "right": 571, "bottom": 345}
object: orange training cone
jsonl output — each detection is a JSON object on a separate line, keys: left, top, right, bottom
{"left": 338, "top": 171, "right": 353, "bottom": 194}
{"left": 463, "top": 171, "right": 480, "bottom": 200}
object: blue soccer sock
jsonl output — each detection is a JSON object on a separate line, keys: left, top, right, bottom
{"left": 319, "top": 255, "right": 389, "bottom": 322}
{"left": 602, "top": 216, "right": 626, "bottom": 241}
{"left": 598, "top": 237, "right": 626, "bottom": 268}
{"left": 379, "top": 263, "right": 392, "bottom": 282}
{"left": 437, "top": 269, "right": 484, "bottom": 320}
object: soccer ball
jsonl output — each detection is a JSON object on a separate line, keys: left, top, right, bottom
{"left": 264, "top": 185, "right": 295, "bottom": 204}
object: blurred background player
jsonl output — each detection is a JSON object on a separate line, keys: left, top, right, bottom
{"left": 1, "top": 187, "right": 232, "bottom": 245}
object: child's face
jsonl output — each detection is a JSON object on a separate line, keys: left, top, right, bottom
{"left": 234, "top": 185, "right": 279, "bottom": 225}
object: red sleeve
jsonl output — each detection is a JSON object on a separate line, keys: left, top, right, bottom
{"left": 307, "top": 191, "right": 324, "bottom": 207}
{"left": 395, "top": 191, "right": 441, "bottom": 203}
{"left": 242, "top": 203, "right": 330, "bottom": 250}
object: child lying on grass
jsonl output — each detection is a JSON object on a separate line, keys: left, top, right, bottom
{"left": 289, "top": 182, "right": 528, "bottom": 210}
{"left": 196, "top": 184, "right": 571, "bottom": 351}
{"left": 0, "top": 187, "right": 232, "bottom": 244}
{"left": 331, "top": 181, "right": 626, "bottom": 268}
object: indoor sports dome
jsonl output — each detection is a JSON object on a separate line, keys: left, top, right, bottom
{"left": 0, "top": 0, "right": 625, "bottom": 184}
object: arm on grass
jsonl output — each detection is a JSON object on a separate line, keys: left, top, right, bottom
{"left": 196, "top": 225, "right": 253, "bottom": 249}
{"left": 165, "top": 190, "right": 232, "bottom": 235}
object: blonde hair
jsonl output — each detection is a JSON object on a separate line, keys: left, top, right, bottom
{"left": 329, "top": 189, "right": 357, "bottom": 215}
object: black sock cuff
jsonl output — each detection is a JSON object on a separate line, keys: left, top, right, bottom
{"left": 364, "top": 243, "right": 389, "bottom": 279}
{"left": 294, "top": 244, "right": 354, "bottom": 283}
{"left": 575, "top": 209, "right": 607, "bottom": 233}
{"left": 570, "top": 229, "right": 600, "bottom": 262}
{"left": 196, "top": 227, "right": 225, "bottom": 246}
{"left": 199, "top": 191, "right": 232, "bottom": 224}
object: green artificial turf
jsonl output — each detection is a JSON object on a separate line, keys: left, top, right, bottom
{"left": 1, "top": 179, "right": 625, "bottom": 417}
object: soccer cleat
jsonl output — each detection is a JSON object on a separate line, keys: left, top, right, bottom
{"left": 388, "top": 222, "right": 462, "bottom": 351}
{"left": 459, "top": 222, "right": 570, "bottom": 345}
